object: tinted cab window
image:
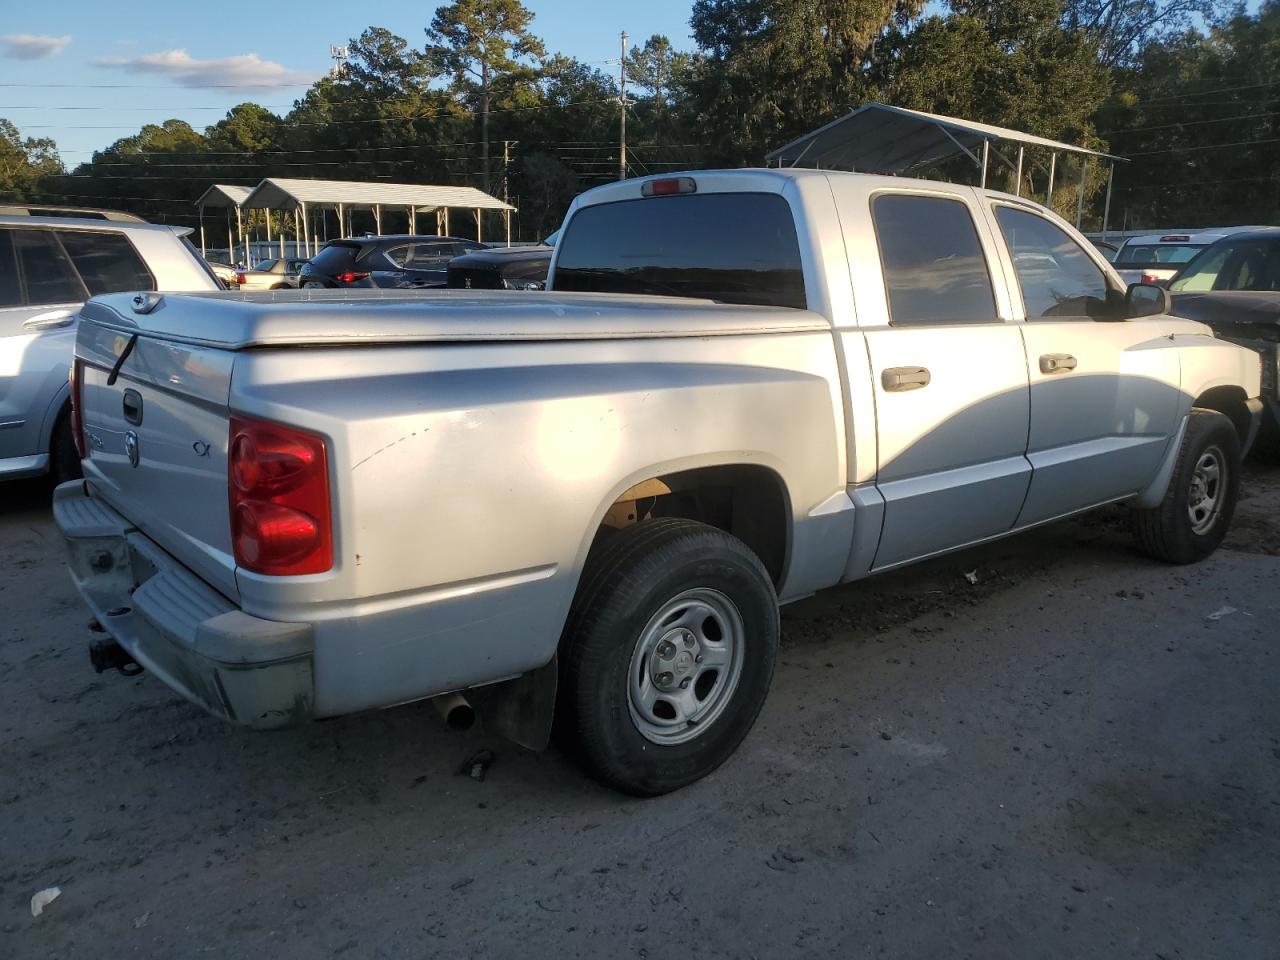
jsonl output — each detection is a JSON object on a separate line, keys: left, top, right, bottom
{"left": 994, "top": 207, "right": 1114, "bottom": 319}
{"left": 553, "top": 192, "right": 806, "bottom": 309}
{"left": 871, "top": 194, "right": 997, "bottom": 325}
{"left": 57, "top": 230, "right": 153, "bottom": 295}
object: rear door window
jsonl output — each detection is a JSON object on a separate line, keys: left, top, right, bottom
{"left": 994, "top": 206, "right": 1113, "bottom": 319}
{"left": 0, "top": 230, "right": 20, "bottom": 307}
{"left": 13, "top": 228, "right": 87, "bottom": 305}
{"left": 871, "top": 193, "right": 998, "bottom": 325}
{"left": 405, "top": 242, "right": 456, "bottom": 268}
{"left": 57, "top": 230, "right": 154, "bottom": 295}
{"left": 553, "top": 192, "right": 807, "bottom": 309}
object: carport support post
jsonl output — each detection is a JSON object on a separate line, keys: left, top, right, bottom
{"left": 300, "top": 203, "right": 310, "bottom": 259}
{"left": 374, "top": 204, "right": 382, "bottom": 236}
{"left": 235, "top": 204, "right": 244, "bottom": 266}
{"left": 1075, "top": 157, "right": 1088, "bottom": 229}
{"left": 198, "top": 204, "right": 206, "bottom": 258}
{"left": 264, "top": 212, "right": 272, "bottom": 256}
{"left": 336, "top": 203, "right": 345, "bottom": 239}
{"left": 1102, "top": 162, "right": 1115, "bottom": 237}
{"left": 409, "top": 205, "right": 416, "bottom": 234}
{"left": 293, "top": 208, "right": 301, "bottom": 259}
{"left": 443, "top": 207, "right": 450, "bottom": 236}
{"left": 1014, "top": 146, "right": 1024, "bottom": 197}
{"left": 226, "top": 209, "right": 233, "bottom": 264}
{"left": 980, "top": 139, "right": 989, "bottom": 189}
{"left": 1047, "top": 152, "right": 1057, "bottom": 208}
{"left": 475, "top": 208, "right": 481, "bottom": 243}
{"left": 505, "top": 208, "right": 511, "bottom": 247}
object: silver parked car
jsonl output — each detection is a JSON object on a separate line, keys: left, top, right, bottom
{"left": 235, "top": 257, "right": 309, "bottom": 291}
{"left": 0, "top": 213, "right": 220, "bottom": 482}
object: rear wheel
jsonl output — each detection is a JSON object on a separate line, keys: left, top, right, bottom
{"left": 560, "top": 519, "right": 779, "bottom": 796}
{"left": 49, "top": 408, "right": 81, "bottom": 486}
{"left": 1130, "top": 408, "right": 1240, "bottom": 563}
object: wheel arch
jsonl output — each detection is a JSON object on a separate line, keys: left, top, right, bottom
{"left": 579, "top": 459, "right": 794, "bottom": 590}
{"left": 1192, "top": 384, "right": 1253, "bottom": 448}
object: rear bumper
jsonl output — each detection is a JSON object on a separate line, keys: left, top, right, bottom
{"left": 54, "top": 480, "right": 314, "bottom": 729}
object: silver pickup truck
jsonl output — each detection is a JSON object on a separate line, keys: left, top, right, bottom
{"left": 56, "top": 170, "right": 1263, "bottom": 795}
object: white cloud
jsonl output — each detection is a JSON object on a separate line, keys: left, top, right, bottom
{"left": 95, "top": 48, "right": 315, "bottom": 89}
{"left": 2, "top": 34, "right": 71, "bottom": 60}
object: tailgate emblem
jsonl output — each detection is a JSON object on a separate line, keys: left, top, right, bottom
{"left": 124, "top": 430, "right": 140, "bottom": 468}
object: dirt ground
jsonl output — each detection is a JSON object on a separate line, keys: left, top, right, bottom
{"left": 2, "top": 463, "right": 1278, "bottom": 959}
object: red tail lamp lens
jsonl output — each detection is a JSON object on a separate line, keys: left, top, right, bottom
{"left": 229, "top": 416, "right": 332, "bottom": 575}
{"left": 335, "top": 271, "right": 370, "bottom": 284}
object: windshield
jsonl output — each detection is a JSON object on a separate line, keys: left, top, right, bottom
{"left": 1115, "top": 243, "right": 1205, "bottom": 267}
{"left": 1169, "top": 238, "right": 1280, "bottom": 292}
{"left": 552, "top": 193, "right": 806, "bottom": 309}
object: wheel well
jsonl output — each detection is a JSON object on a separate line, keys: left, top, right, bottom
{"left": 1193, "top": 386, "right": 1252, "bottom": 446}
{"left": 594, "top": 465, "right": 789, "bottom": 585}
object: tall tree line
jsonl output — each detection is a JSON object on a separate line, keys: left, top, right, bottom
{"left": 0, "top": 0, "right": 1272, "bottom": 236}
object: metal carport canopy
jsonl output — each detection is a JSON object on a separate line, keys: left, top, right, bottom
{"left": 766, "top": 102, "right": 1125, "bottom": 230}
{"left": 766, "top": 102, "right": 1122, "bottom": 174}
{"left": 242, "top": 178, "right": 514, "bottom": 213}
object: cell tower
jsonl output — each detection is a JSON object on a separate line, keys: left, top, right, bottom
{"left": 329, "top": 44, "right": 350, "bottom": 79}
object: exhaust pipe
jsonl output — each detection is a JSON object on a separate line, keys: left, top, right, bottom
{"left": 431, "top": 692, "right": 476, "bottom": 731}
{"left": 88, "top": 638, "right": 142, "bottom": 676}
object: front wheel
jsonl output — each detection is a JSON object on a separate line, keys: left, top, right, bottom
{"left": 560, "top": 519, "right": 779, "bottom": 796}
{"left": 1130, "top": 408, "right": 1241, "bottom": 563}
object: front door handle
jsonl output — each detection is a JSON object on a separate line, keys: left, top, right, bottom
{"left": 1039, "top": 353, "right": 1078, "bottom": 374}
{"left": 22, "top": 310, "right": 75, "bottom": 331}
{"left": 881, "top": 366, "right": 931, "bottom": 392}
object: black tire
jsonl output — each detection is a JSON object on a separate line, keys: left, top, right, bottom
{"left": 1130, "top": 408, "right": 1241, "bottom": 563}
{"left": 270, "top": 283, "right": 289, "bottom": 290}
{"left": 49, "top": 408, "right": 81, "bottom": 486}
{"left": 560, "top": 518, "right": 779, "bottom": 796}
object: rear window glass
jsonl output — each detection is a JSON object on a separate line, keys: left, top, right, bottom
{"left": 553, "top": 193, "right": 807, "bottom": 309}
{"left": 1115, "top": 243, "right": 1205, "bottom": 267}
{"left": 0, "top": 230, "right": 19, "bottom": 307}
{"left": 310, "top": 243, "right": 362, "bottom": 271}
{"left": 13, "top": 228, "right": 86, "bottom": 305}
{"left": 58, "top": 230, "right": 154, "bottom": 295}
{"left": 871, "top": 194, "right": 997, "bottom": 325}
{"left": 256, "top": 258, "right": 278, "bottom": 272}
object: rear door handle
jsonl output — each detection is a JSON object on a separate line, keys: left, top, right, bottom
{"left": 881, "top": 366, "right": 931, "bottom": 392}
{"left": 22, "top": 310, "right": 75, "bottom": 331}
{"left": 1039, "top": 353, "right": 1078, "bottom": 374}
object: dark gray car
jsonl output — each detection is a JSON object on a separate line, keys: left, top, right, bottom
{"left": 1169, "top": 229, "right": 1280, "bottom": 459}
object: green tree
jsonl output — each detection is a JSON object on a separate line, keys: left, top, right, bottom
{"left": 0, "top": 119, "right": 63, "bottom": 200}
{"left": 687, "top": 0, "right": 927, "bottom": 165}
{"left": 425, "top": 0, "right": 547, "bottom": 191}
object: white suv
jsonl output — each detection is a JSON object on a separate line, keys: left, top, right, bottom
{"left": 0, "top": 212, "right": 219, "bottom": 482}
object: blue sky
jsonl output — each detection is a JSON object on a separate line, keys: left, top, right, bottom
{"left": 0, "top": 0, "right": 696, "bottom": 163}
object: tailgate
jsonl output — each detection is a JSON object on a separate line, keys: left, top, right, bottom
{"left": 77, "top": 317, "right": 238, "bottom": 601}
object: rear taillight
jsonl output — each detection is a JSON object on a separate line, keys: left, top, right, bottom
{"left": 335, "top": 271, "right": 370, "bottom": 284}
{"left": 69, "top": 359, "right": 86, "bottom": 459}
{"left": 1140, "top": 271, "right": 1163, "bottom": 284}
{"left": 229, "top": 416, "right": 332, "bottom": 576}
{"left": 235, "top": 272, "right": 247, "bottom": 285}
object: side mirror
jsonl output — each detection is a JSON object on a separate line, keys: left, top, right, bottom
{"left": 1126, "top": 282, "right": 1171, "bottom": 318}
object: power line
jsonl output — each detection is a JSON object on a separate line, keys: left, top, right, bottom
{"left": 1126, "top": 134, "right": 1280, "bottom": 156}
{"left": 17, "top": 96, "right": 621, "bottom": 131}
{"left": 1100, "top": 110, "right": 1280, "bottom": 136}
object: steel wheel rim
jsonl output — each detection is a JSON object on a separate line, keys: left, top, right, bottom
{"left": 627, "top": 587, "right": 746, "bottom": 745}
{"left": 1187, "top": 444, "right": 1226, "bottom": 535}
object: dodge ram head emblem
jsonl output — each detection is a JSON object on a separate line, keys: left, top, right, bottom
{"left": 124, "top": 430, "right": 140, "bottom": 468}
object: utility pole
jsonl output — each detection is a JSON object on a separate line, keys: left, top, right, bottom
{"left": 618, "top": 31, "right": 628, "bottom": 181}
{"left": 502, "top": 140, "right": 518, "bottom": 247}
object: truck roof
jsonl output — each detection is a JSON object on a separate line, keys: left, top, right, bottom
{"left": 570, "top": 167, "right": 1044, "bottom": 210}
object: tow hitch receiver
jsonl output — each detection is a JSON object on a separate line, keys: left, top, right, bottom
{"left": 89, "top": 636, "right": 143, "bottom": 677}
